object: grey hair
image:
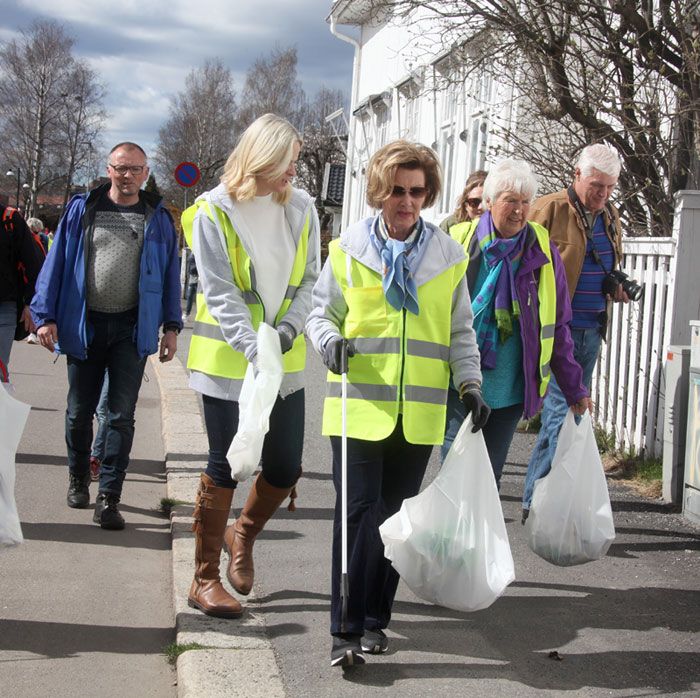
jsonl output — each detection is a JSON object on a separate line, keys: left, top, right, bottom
{"left": 576, "top": 143, "right": 621, "bottom": 178}
{"left": 26, "top": 217, "right": 44, "bottom": 232}
{"left": 482, "top": 159, "right": 538, "bottom": 204}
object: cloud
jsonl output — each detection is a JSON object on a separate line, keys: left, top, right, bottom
{"left": 4, "top": 0, "right": 354, "bottom": 153}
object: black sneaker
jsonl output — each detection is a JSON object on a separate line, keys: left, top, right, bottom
{"left": 361, "top": 628, "right": 388, "bottom": 654}
{"left": 521, "top": 508, "right": 530, "bottom": 525}
{"left": 330, "top": 635, "right": 365, "bottom": 668}
{"left": 67, "top": 472, "right": 91, "bottom": 509}
{"left": 93, "top": 493, "right": 125, "bottom": 530}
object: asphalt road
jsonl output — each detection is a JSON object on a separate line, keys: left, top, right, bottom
{"left": 0, "top": 339, "right": 175, "bottom": 698}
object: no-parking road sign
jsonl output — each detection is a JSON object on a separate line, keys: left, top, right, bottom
{"left": 174, "top": 161, "right": 201, "bottom": 188}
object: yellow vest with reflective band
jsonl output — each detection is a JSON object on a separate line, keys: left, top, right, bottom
{"left": 181, "top": 199, "right": 308, "bottom": 379}
{"left": 322, "top": 239, "right": 468, "bottom": 445}
{"left": 450, "top": 220, "right": 556, "bottom": 397}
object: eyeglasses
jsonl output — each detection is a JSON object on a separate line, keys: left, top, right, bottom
{"left": 466, "top": 198, "right": 482, "bottom": 208}
{"left": 391, "top": 186, "right": 428, "bottom": 198}
{"left": 109, "top": 164, "right": 146, "bottom": 175}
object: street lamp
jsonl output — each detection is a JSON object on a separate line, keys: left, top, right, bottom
{"left": 6, "top": 168, "right": 21, "bottom": 208}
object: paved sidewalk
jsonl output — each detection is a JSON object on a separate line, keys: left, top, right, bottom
{"left": 151, "top": 350, "right": 700, "bottom": 697}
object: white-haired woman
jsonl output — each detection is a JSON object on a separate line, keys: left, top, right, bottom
{"left": 443, "top": 159, "right": 591, "bottom": 487}
{"left": 182, "top": 113, "right": 319, "bottom": 619}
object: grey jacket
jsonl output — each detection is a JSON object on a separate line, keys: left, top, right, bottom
{"left": 190, "top": 183, "right": 320, "bottom": 401}
{"left": 305, "top": 216, "right": 482, "bottom": 390}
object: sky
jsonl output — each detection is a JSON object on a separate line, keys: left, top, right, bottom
{"left": 0, "top": 0, "right": 354, "bottom": 173}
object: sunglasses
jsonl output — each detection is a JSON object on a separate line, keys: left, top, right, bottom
{"left": 466, "top": 198, "right": 483, "bottom": 208}
{"left": 391, "top": 186, "right": 428, "bottom": 198}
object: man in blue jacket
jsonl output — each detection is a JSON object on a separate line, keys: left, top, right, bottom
{"left": 31, "top": 142, "right": 182, "bottom": 530}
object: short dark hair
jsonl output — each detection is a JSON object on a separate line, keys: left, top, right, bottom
{"left": 109, "top": 142, "right": 147, "bottom": 157}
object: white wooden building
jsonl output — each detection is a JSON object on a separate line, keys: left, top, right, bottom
{"left": 327, "top": 2, "right": 515, "bottom": 231}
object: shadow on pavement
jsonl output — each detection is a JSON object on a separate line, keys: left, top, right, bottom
{"left": 20, "top": 522, "right": 171, "bottom": 550}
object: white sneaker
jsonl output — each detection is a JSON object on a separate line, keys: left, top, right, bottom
{"left": 182, "top": 313, "right": 188, "bottom": 324}
{"left": 26, "top": 333, "right": 39, "bottom": 344}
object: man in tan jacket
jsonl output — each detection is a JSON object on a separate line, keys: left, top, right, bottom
{"left": 522, "top": 144, "right": 629, "bottom": 521}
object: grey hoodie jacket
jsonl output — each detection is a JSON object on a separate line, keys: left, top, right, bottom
{"left": 305, "top": 216, "right": 482, "bottom": 391}
{"left": 190, "top": 183, "right": 320, "bottom": 401}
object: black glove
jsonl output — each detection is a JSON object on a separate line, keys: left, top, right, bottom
{"left": 322, "top": 336, "right": 354, "bottom": 375}
{"left": 460, "top": 383, "right": 491, "bottom": 432}
{"left": 276, "top": 322, "right": 295, "bottom": 354}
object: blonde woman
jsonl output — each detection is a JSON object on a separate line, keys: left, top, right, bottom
{"left": 182, "top": 114, "right": 319, "bottom": 618}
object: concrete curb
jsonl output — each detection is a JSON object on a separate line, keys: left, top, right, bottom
{"left": 149, "top": 355, "right": 286, "bottom": 697}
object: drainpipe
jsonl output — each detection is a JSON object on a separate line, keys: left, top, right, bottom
{"left": 330, "top": 16, "right": 361, "bottom": 232}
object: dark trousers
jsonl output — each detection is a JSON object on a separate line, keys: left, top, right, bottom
{"left": 185, "top": 282, "right": 197, "bottom": 315}
{"left": 329, "top": 417, "right": 432, "bottom": 636}
{"left": 66, "top": 310, "right": 146, "bottom": 496}
{"left": 442, "top": 385, "right": 523, "bottom": 488}
{"left": 201, "top": 389, "right": 305, "bottom": 489}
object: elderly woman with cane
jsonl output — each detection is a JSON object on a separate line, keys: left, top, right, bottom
{"left": 306, "top": 140, "right": 487, "bottom": 667}
{"left": 442, "top": 159, "right": 591, "bottom": 488}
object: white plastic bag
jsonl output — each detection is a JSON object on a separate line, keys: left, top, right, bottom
{"left": 379, "top": 417, "right": 515, "bottom": 612}
{"left": 226, "top": 322, "right": 284, "bottom": 481}
{"left": 526, "top": 411, "right": 615, "bottom": 566}
{"left": 0, "top": 382, "right": 31, "bottom": 547}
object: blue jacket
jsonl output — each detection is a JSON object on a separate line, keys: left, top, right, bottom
{"left": 30, "top": 183, "right": 182, "bottom": 359}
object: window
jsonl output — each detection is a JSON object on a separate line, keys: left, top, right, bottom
{"left": 398, "top": 75, "right": 422, "bottom": 139}
{"left": 434, "top": 57, "right": 462, "bottom": 213}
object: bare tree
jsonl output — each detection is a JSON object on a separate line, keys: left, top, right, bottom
{"left": 154, "top": 59, "right": 238, "bottom": 204}
{"left": 237, "top": 46, "right": 307, "bottom": 129}
{"left": 0, "top": 20, "right": 78, "bottom": 216}
{"left": 362, "top": 0, "right": 700, "bottom": 235}
{"left": 296, "top": 87, "right": 348, "bottom": 201}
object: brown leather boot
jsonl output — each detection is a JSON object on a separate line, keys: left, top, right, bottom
{"left": 223, "top": 473, "right": 294, "bottom": 595}
{"left": 188, "top": 474, "right": 243, "bottom": 618}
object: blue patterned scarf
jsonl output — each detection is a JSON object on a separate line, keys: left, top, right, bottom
{"left": 471, "top": 211, "right": 527, "bottom": 369}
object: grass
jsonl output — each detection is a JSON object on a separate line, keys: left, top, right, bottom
{"left": 158, "top": 497, "right": 187, "bottom": 517}
{"left": 164, "top": 641, "right": 205, "bottom": 665}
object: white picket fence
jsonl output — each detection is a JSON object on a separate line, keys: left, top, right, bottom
{"left": 592, "top": 190, "right": 700, "bottom": 458}
{"left": 592, "top": 237, "right": 675, "bottom": 457}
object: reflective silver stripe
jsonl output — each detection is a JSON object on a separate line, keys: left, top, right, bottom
{"left": 193, "top": 321, "right": 225, "bottom": 342}
{"left": 406, "top": 339, "right": 449, "bottom": 361}
{"left": 327, "top": 382, "right": 396, "bottom": 402}
{"left": 352, "top": 337, "right": 401, "bottom": 354}
{"left": 541, "top": 324, "right": 555, "bottom": 340}
{"left": 284, "top": 284, "right": 298, "bottom": 300}
{"left": 250, "top": 266, "right": 257, "bottom": 289}
{"left": 404, "top": 385, "right": 448, "bottom": 405}
{"left": 541, "top": 362, "right": 551, "bottom": 377}
{"left": 242, "top": 291, "right": 259, "bottom": 305}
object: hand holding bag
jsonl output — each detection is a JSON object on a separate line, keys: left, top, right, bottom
{"left": 226, "top": 322, "right": 284, "bottom": 481}
{"left": 379, "top": 416, "right": 515, "bottom": 612}
{"left": 525, "top": 411, "right": 616, "bottom": 566}
{"left": 0, "top": 381, "right": 31, "bottom": 547}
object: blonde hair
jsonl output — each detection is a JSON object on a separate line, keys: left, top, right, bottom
{"left": 221, "top": 113, "right": 302, "bottom": 205}
{"left": 366, "top": 140, "right": 441, "bottom": 209}
{"left": 453, "top": 169, "right": 487, "bottom": 223}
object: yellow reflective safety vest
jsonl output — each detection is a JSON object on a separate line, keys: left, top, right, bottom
{"left": 450, "top": 220, "right": 556, "bottom": 397}
{"left": 322, "top": 239, "right": 467, "bottom": 445}
{"left": 181, "top": 198, "right": 309, "bottom": 379}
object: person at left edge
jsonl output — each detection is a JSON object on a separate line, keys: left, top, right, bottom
{"left": 181, "top": 113, "right": 319, "bottom": 620}
{"left": 306, "top": 140, "right": 487, "bottom": 668}
{"left": 30, "top": 142, "right": 182, "bottom": 530}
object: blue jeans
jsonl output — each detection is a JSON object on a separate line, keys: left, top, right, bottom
{"left": 91, "top": 371, "right": 109, "bottom": 461}
{"left": 201, "top": 389, "right": 304, "bottom": 489}
{"left": 0, "top": 300, "right": 17, "bottom": 379}
{"left": 442, "top": 384, "right": 523, "bottom": 488}
{"left": 329, "top": 417, "right": 432, "bottom": 636}
{"left": 66, "top": 310, "right": 147, "bottom": 496}
{"left": 522, "top": 327, "right": 602, "bottom": 510}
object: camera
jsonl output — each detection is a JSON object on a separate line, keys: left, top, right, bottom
{"left": 602, "top": 269, "right": 644, "bottom": 302}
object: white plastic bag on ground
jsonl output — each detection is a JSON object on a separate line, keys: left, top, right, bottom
{"left": 226, "top": 322, "right": 284, "bottom": 481}
{"left": 526, "top": 411, "right": 615, "bottom": 566}
{"left": 0, "top": 382, "right": 31, "bottom": 547}
{"left": 379, "top": 416, "right": 515, "bottom": 612}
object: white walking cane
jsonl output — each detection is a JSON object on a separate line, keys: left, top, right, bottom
{"left": 340, "top": 339, "right": 349, "bottom": 634}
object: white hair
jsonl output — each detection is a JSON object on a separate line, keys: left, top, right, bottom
{"left": 576, "top": 143, "right": 621, "bottom": 178}
{"left": 482, "top": 159, "right": 538, "bottom": 204}
{"left": 26, "top": 217, "right": 44, "bottom": 232}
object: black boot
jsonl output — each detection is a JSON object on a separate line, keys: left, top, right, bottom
{"left": 67, "top": 472, "right": 91, "bottom": 509}
{"left": 93, "top": 492, "right": 125, "bottom": 530}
